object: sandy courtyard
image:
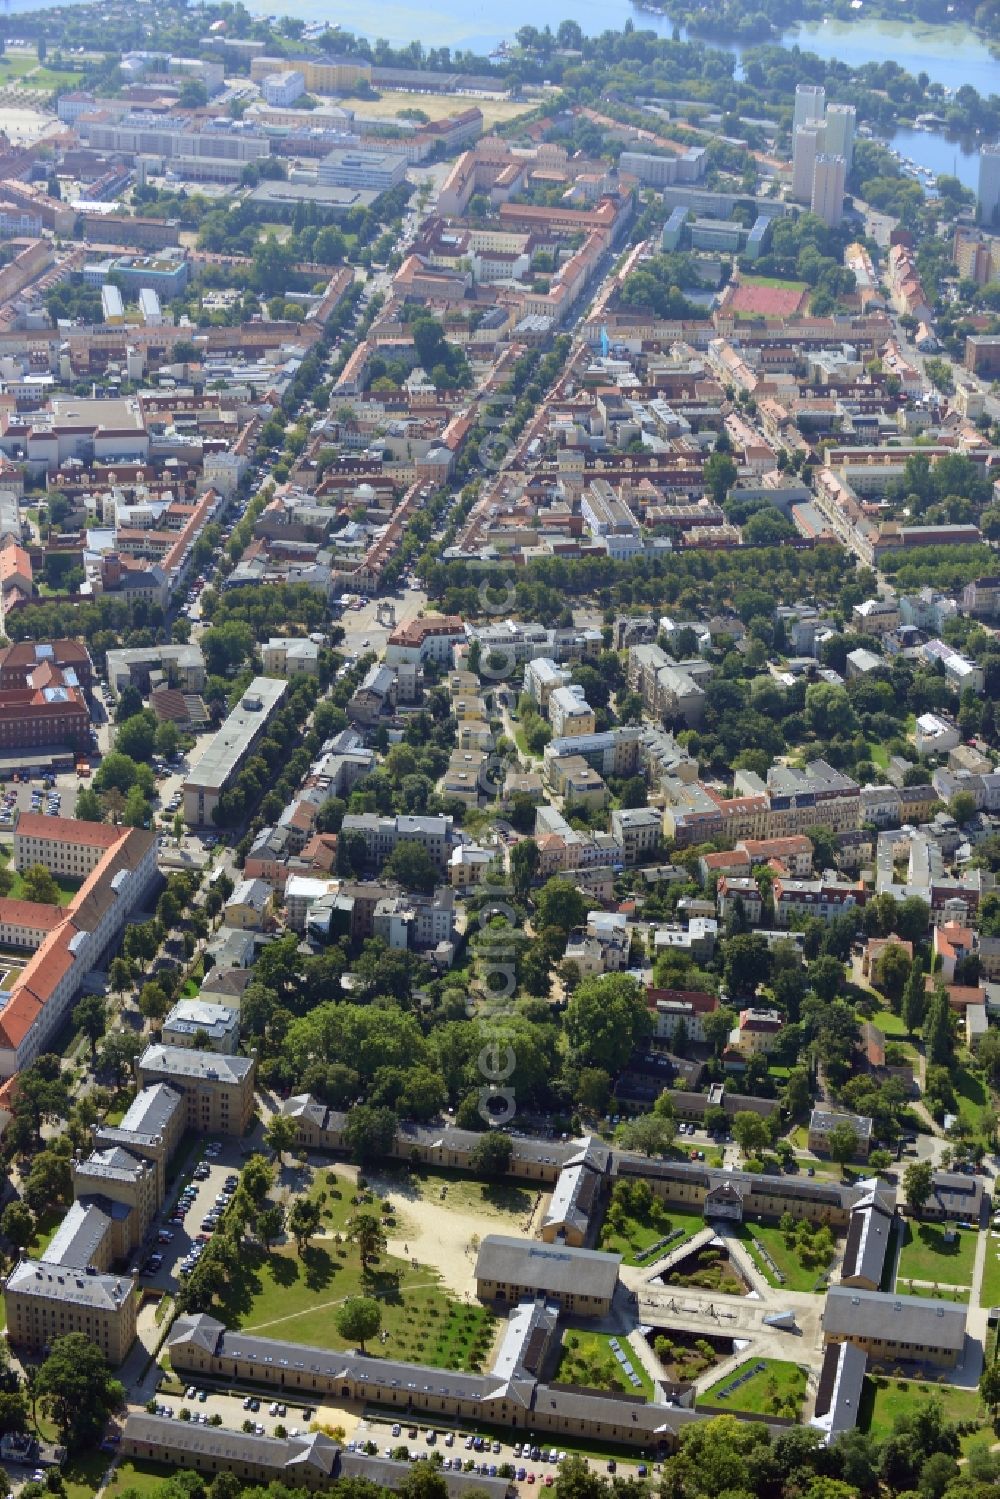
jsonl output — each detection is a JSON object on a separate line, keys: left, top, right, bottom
{"left": 323, "top": 1160, "right": 548, "bottom": 1299}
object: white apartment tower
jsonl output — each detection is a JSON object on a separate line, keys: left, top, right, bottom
{"left": 811, "top": 154, "right": 847, "bottom": 228}
{"left": 978, "top": 143, "right": 1000, "bottom": 225}
{"left": 792, "top": 120, "right": 826, "bottom": 202}
{"left": 824, "top": 103, "right": 856, "bottom": 172}
{"left": 793, "top": 83, "right": 826, "bottom": 132}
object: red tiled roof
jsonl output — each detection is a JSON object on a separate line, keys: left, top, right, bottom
{"left": 727, "top": 281, "right": 809, "bottom": 318}
{"left": 645, "top": 986, "right": 718, "bottom": 1013}
{"left": 0, "top": 897, "right": 64, "bottom": 930}
{"left": 14, "top": 812, "right": 125, "bottom": 848}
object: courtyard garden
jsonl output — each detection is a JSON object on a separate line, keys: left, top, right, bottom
{"left": 701, "top": 1358, "right": 807, "bottom": 1418}
{"left": 661, "top": 1243, "right": 748, "bottom": 1296}
{"left": 648, "top": 1330, "right": 729, "bottom": 1385}
{"left": 554, "top": 1331, "right": 655, "bottom": 1399}
{"left": 895, "top": 1220, "right": 977, "bottom": 1290}
{"left": 598, "top": 1179, "right": 706, "bottom": 1265}
{"left": 736, "top": 1216, "right": 837, "bottom": 1293}
{"left": 860, "top": 1375, "right": 986, "bottom": 1443}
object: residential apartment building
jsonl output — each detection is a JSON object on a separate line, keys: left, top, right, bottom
{"left": 475, "top": 1236, "right": 620, "bottom": 1318}
{"left": 610, "top": 807, "right": 662, "bottom": 866}
{"left": 808, "top": 1107, "right": 873, "bottom": 1161}
{"left": 13, "top": 812, "right": 124, "bottom": 880}
{"left": 0, "top": 825, "right": 157, "bottom": 1078}
{"left": 548, "top": 685, "right": 596, "bottom": 738}
{"left": 183, "top": 678, "right": 288, "bottom": 826}
{"left": 339, "top": 813, "right": 455, "bottom": 874}
{"left": 4, "top": 1260, "right": 136, "bottom": 1365}
{"left": 136, "top": 1046, "right": 256, "bottom": 1136}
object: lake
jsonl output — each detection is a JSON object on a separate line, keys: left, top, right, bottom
{"left": 6, "top": 0, "right": 1000, "bottom": 187}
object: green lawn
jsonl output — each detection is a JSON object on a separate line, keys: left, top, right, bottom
{"left": 896, "top": 1220, "right": 977, "bottom": 1288}
{"left": 979, "top": 1232, "right": 1000, "bottom": 1308}
{"left": 860, "top": 1376, "right": 986, "bottom": 1440}
{"left": 106, "top": 1460, "right": 176, "bottom": 1499}
{"left": 0, "top": 54, "right": 43, "bottom": 78}
{"left": 736, "top": 1220, "right": 836, "bottom": 1294}
{"left": 28, "top": 1206, "right": 64, "bottom": 1259}
{"left": 0, "top": 849, "right": 79, "bottom": 906}
{"left": 30, "top": 68, "right": 84, "bottom": 89}
{"left": 598, "top": 1202, "right": 706, "bottom": 1266}
{"left": 895, "top": 1281, "right": 969, "bottom": 1303}
{"left": 701, "top": 1358, "right": 807, "bottom": 1419}
{"left": 218, "top": 1238, "right": 496, "bottom": 1372}
{"left": 554, "top": 1331, "right": 655, "bottom": 1400}
{"left": 954, "top": 1066, "right": 989, "bottom": 1137}
{"left": 869, "top": 1007, "right": 912, "bottom": 1039}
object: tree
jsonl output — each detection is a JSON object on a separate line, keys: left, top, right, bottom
{"left": 895, "top": 895, "right": 930, "bottom": 944}
{"left": 1, "top": 1200, "right": 34, "bottom": 1251}
{"left": 826, "top": 1124, "right": 858, "bottom": 1175}
{"left": 336, "top": 1296, "right": 381, "bottom": 1353}
{"left": 469, "top": 1132, "right": 513, "bottom": 1177}
{"left": 616, "top": 1113, "right": 676, "bottom": 1156}
{"left": 704, "top": 451, "right": 737, "bottom": 505}
{"left": 23, "top": 1151, "right": 71, "bottom": 1214}
{"left": 96, "top": 1030, "right": 143, "bottom": 1087}
{"left": 383, "top": 841, "right": 437, "bottom": 893}
{"left": 903, "top": 1159, "right": 934, "bottom": 1217}
{"left": 949, "top": 790, "right": 976, "bottom": 826}
{"left": 872, "top": 943, "right": 911, "bottom": 1008}
{"left": 255, "top": 1203, "right": 285, "bottom": 1251}
{"left": 288, "top": 1197, "right": 322, "bottom": 1254}
{"left": 923, "top": 986, "right": 954, "bottom": 1067}
{"left": 241, "top": 1154, "right": 275, "bottom": 1207}
{"left": 564, "top": 974, "right": 652, "bottom": 1072}
{"left": 344, "top": 1104, "right": 398, "bottom": 1165}
{"left": 346, "top": 1211, "right": 387, "bottom": 1270}
{"left": 701, "top": 1005, "right": 736, "bottom": 1058}
{"left": 979, "top": 1358, "right": 1000, "bottom": 1415}
{"left": 20, "top": 864, "right": 60, "bottom": 906}
{"left": 534, "top": 878, "right": 587, "bottom": 935}
{"left": 0, "top": 1390, "right": 27, "bottom": 1435}
{"left": 901, "top": 963, "right": 927, "bottom": 1036}
{"left": 731, "top": 1110, "right": 770, "bottom": 1158}
{"left": 34, "top": 1334, "right": 123, "bottom": 1449}
{"left": 510, "top": 837, "right": 540, "bottom": 900}
{"left": 264, "top": 1112, "right": 298, "bottom": 1165}
{"left": 138, "top": 982, "right": 169, "bottom": 1025}
{"left": 72, "top": 995, "right": 106, "bottom": 1059}
{"left": 114, "top": 712, "right": 157, "bottom": 763}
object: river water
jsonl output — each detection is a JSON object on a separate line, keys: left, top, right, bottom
{"left": 6, "top": 0, "right": 1000, "bottom": 187}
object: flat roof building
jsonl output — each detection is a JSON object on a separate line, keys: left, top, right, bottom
{"left": 184, "top": 678, "right": 287, "bottom": 826}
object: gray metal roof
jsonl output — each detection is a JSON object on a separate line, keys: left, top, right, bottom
{"left": 139, "top": 1044, "right": 253, "bottom": 1084}
{"left": 6, "top": 1259, "right": 133, "bottom": 1311}
{"left": 824, "top": 1287, "right": 967, "bottom": 1352}
{"left": 475, "top": 1235, "right": 621, "bottom": 1299}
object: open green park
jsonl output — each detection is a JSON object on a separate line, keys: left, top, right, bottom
{"left": 701, "top": 1358, "right": 807, "bottom": 1418}
{"left": 181, "top": 1164, "right": 499, "bottom": 1373}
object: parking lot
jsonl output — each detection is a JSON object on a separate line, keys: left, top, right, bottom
{"left": 136, "top": 1139, "right": 246, "bottom": 1294}
{"left": 0, "top": 769, "right": 77, "bottom": 831}
{"left": 135, "top": 1387, "right": 652, "bottom": 1492}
